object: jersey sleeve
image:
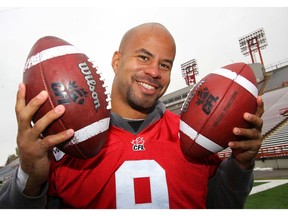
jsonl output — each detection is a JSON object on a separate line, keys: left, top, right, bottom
{"left": 206, "top": 156, "right": 254, "bottom": 208}
{"left": 0, "top": 168, "right": 48, "bottom": 209}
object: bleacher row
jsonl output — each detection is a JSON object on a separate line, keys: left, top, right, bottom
{"left": 261, "top": 86, "right": 288, "bottom": 135}
{"left": 263, "top": 121, "right": 288, "bottom": 146}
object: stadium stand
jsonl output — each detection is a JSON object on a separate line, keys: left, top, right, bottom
{"left": 252, "top": 62, "right": 288, "bottom": 160}
{"left": 261, "top": 86, "right": 288, "bottom": 135}
{"left": 263, "top": 63, "right": 288, "bottom": 91}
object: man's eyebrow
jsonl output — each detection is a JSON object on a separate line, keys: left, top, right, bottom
{"left": 135, "top": 48, "right": 153, "bottom": 57}
{"left": 135, "top": 48, "right": 173, "bottom": 66}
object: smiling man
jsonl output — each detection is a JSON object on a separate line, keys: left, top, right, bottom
{"left": 0, "top": 22, "right": 264, "bottom": 209}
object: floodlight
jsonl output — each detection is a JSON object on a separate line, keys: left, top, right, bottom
{"left": 181, "top": 59, "right": 199, "bottom": 86}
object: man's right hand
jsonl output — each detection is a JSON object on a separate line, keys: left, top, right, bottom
{"left": 15, "top": 83, "right": 74, "bottom": 196}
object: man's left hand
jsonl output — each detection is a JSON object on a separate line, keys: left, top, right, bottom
{"left": 228, "top": 96, "right": 264, "bottom": 170}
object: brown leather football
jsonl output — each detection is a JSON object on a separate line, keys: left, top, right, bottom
{"left": 23, "top": 36, "right": 111, "bottom": 159}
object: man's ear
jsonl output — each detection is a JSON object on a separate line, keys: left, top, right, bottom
{"left": 111, "top": 51, "right": 121, "bottom": 73}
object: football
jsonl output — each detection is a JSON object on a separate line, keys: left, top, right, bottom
{"left": 179, "top": 62, "right": 258, "bottom": 159}
{"left": 23, "top": 36, "right": 111, "bottom": 159}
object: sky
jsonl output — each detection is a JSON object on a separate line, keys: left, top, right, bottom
{"left": 0, "top": 2, "right": 288, "bottom": 166}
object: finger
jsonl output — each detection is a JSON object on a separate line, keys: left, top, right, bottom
{"left": 229, "top": 139, "right": 252, "bottom": 151}
{"left": 31, "top": 105, "right": 66, "bottom": 137}
{"left": 15, "top": 83, "right": 26, "bottom": 116}
{"left": 17, "top": 90, "right": 49, "bottom": 131}
{"left": 233, "top": 127, "right": 262, "bottom": 140}
{"left": 243, "top": 112, "right": 263, "bottom": 132}
{"left": 229, "top": 138, "right": 262, "bottom": 160}
{"left": 25, "top": 90, "right": 49, "bottom": 121}
{"left": 255, "top": 96, "right": 264, "bottom": 117}
{"left": 228, "top": 133, "right": 262, "bottom": 156}
{"left": 40, "top": 129, "right": 75, "bottom": 151}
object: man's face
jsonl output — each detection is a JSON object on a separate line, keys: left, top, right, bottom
{"left": 112, "top": 26, "right": 176, "bottom": 114}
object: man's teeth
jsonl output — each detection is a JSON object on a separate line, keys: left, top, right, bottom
{"left": 138, "top": 81, "right": 155, "bottom": 90}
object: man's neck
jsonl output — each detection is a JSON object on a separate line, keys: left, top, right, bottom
{"left": 111, "top": 103, "right": 150, "bottom": 120}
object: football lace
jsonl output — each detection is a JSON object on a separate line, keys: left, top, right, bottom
{"left": 88, "top": 59, "right": 111, "bottom": 110}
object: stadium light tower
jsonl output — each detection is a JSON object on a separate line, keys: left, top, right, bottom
{"left": 181, "top": 59, "right": 199, "bottom": 86}
{"left": 239, "top": 28, "right": 268, "bottom": 65}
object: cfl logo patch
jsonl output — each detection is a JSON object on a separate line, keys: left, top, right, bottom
{"left": 196, "top": 87, "right": 219, "bottom": 115}
{"left": 131, "top": 137, "right": 145, "bottom": 151}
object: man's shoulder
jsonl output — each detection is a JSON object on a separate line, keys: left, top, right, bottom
{"left": 163, "top": 110, "right": 180, "bottom": 121}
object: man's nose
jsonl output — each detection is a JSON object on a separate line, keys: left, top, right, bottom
{"left": 144, "top": 62, "right": 161, "bottom": 78}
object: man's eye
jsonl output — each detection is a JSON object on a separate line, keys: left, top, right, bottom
{"left": 160, "top": 63, "right": 171, "bottom": 71}
{"left": 139, "top": 55, "right": 149, "bottom": 61}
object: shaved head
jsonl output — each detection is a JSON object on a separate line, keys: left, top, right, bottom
{"left": 119, "top": 22, "right": 176, "bottom": 55}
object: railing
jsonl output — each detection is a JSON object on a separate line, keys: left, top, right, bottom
{"left": 218, "top": 144, "right": 288, "bottom": 159}
{"left": 256, "top": 144, "right": 288, "bottom": 159}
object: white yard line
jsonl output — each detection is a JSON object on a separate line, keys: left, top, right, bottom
{"left": 250, "top": 179, "right": 288, "bottom": 195}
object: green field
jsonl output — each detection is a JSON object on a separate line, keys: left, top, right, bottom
{"left": 245, "top": 181, "right": 288, "bottom": 209}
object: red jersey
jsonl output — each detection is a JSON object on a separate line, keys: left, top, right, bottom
{"left": 48, "top": 110, "right": 222, "bottom": 208}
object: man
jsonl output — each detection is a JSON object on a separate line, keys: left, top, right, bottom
{"left": 0, "top": 22, "right": 263, "bottom": 208}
